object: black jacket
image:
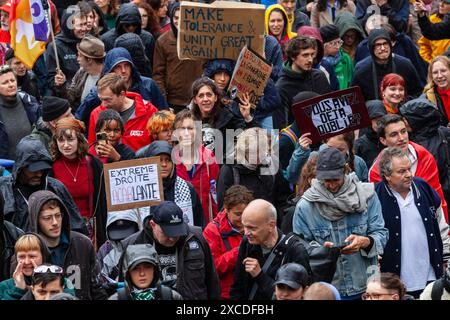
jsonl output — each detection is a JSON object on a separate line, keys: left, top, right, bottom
{"left": 355, "top": 129, "right": 384, "bottom": 169}
{"left": 0, "top": 137, "right": 87, "bottom": 235}
{"left": 418, "top": 12, "right": 450, "bottom": 41}
{"left": 275, "top": 61, "right": 331, "bottom": 129}
{"left": 18, "top": 72, "right": 40, "bottom": 102}
{"left": 101, "top": 3, "right": 155, "bottom": 68}
{"left": 118, "top": 221, "right": 220, "bottom": 300}
{"left": 45, "top": 9, "right": 82, "bottom": 93}
{"left": 351, "top": 30, "right": 424, "bottom": 101}
{"left": 400, "top": 98, "right": 450, "bottom": 208}
{"left": 28, "top": 190, "right": 107, "bottom": 300}
{"left": 230, "top": 230, "right": 311, "bottom": 300}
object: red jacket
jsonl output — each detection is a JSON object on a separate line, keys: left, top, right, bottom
{"left": 203, "top": 210, "right": 243, "bottom": 300}
{"left": 176, "top": 145, "right": 219, "bottom": 224}
{"left": 369, "top": 141, "right": 448, "bottom": 222}
{"left": 88, "top": 92, "right": 157, "bottom": 152}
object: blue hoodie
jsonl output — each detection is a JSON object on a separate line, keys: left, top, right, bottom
{"left": 75, "top": 47, "right": 168, "bottom": 127}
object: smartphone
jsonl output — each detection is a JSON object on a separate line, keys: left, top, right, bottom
{"left": 96, "top": 132, "right": 108, "bottom": 146}
{"left": 96, "top": 132, "right": 107, "bottom": 143}
{"left": 335, "top": 241, "right": 350, "bottom": 249}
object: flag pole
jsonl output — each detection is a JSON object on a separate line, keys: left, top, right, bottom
{"left": 41, "top": 0, "right": 60, "bottom": 71}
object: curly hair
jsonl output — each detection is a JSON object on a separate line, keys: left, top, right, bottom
{"left": 51, "top": 118, "right": 89, "bottom": 160}
{"left": 297, "top": 153, "right": 318, "bottom": 196}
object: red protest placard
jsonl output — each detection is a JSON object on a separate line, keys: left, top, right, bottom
{"left": 291, "top": 87, "right": 370, "bottom": 144}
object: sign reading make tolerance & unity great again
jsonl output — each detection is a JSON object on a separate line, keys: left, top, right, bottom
{"left": 177, "top": 1, "right": 265, "bottom": 60}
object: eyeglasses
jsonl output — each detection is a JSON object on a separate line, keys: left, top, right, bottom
{"left": 325, "top": 39, "right": 343, "bottom": 48}
{"left": 362, "top": 292, "right": 394, "bottom": 300}
{"left": 373, "top": 41, "right": 390, "bottom": 50}
{"left": 33, "top": 265, "right": 64, "bottom": 275}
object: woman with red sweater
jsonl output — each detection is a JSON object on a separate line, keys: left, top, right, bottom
{"left": 51, "top": 118, "right": 107, "bottom": 250}
{"left": 203, "top": 185, "right": 254, "bottom": 300}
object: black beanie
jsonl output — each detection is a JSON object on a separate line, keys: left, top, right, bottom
{"left": 41, "top": 96, "right": 71, "bottom": 122}
{"left": 5, "top": 48, "right": 14, "bottom": 62}
{"left": 319, "top": 24, "right": 340, "bottom": 44}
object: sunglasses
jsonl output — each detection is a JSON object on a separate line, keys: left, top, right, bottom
{"left": 33, "top": 265, "right": 64, "bottom": 275}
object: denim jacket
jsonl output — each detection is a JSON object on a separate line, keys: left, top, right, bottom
{"left": 293, "top": 192, "right": 388, "bottom": 297}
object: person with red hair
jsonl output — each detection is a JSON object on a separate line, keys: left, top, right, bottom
{"left": 380, "top": 73, "right": 406, "bottom": 114}
{"left": 145, "top": 110, "right": 175, "bottom": 143}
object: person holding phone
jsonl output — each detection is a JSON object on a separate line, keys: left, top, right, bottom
{"left": 90, "top": 109, "right": 135, "bottom": 163}
{"left": 416, "top": 0, "right": 450, "bottom": 40}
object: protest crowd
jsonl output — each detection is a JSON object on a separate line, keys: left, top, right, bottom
{"left": 0, "top": 0, "right": 449, "bottom": 302}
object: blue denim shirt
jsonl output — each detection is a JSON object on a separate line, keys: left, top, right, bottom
{"left": 293, "top": 192, "right": 389, "bottom": 297}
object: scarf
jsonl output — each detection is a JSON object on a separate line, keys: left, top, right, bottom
{"left": 302, "top": 173, "right": 374, "bottom": 221}
{"left": 323, "top": 51, "right": 342, "bottom": 67}
{"left": 131, "top": 287, "right": 156, "bottom": 300}
{"left": 383, "top": 100, "right": 399, "bottom": 114}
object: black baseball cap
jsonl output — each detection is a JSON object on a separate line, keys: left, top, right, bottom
{"left": 316, "top": 147, "right": 346, "bottom": 180}
{"left": 152, "top": 201, "right": 188, "bottom": 237}
{"left": 108, "top": 219, "right": 139, "bottom": 241}
{"left": 274, "top": 263, "right": 310, "bottom": 289}
{"left": 27, "top": 161, "right": 53, "bottom": 172}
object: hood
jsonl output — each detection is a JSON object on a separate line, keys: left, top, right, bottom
{"left": 58, "top": 8, "right": 79, "bottom": 43}
{"left": 115, "top": 3, "right": 142, "bottom": 35}
{"left": 106, "top": 210, "right": 140, "bottom": 241}
{"left": 334, "top": 11, "right": 365, "bottom": 39}
{"left": 281, "top": 60, "right": 313, "bottom": 79}
{"left": 142, "top": 140, "right": 173, "bottom": 158}
{"left": 12, "top": 137, "right": 53, "bottom": 183}
{"left": 27, "top": 190, "right": 71, "bottom": 240}
{"left": 203, "top": 59, "right": 235, "bottom": 79}
{"left": 265, "top": 4, "right": 295, "bottom": 40}
{"left": 114, "top": 33, "right": 150, "bottom": 73}
{"left": 101, "top": 47, "right": 141, "bottom": 84}
{"left": 296, "top": 26, "right": 324, "bottom": 62}
{"left": 399, "top": 98, "right": 441, "bottom": 137}
{"left": 366, "top": 100, "right": 387, "bottom": 119}
{"left": 122, "top": 244, "right": 160, "bottom": 290}
{"left": 368, "top": 29, "right": 392, "bottom": 59}
{"left": 169, "top": 2, "right": 180, "bottom": 38}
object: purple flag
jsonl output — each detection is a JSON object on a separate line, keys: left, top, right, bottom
{"left": 29, "top": 0, "right": 48, "bottom": 42}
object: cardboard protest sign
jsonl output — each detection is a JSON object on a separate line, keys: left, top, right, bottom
{"left": 104, "top": 157, "right": 164, "bottom": 211}
{"left": 228, "top": 46, "right": 272, "bottom": 108}
{"left": 177, "top": 1, "right": 265, "bottom": 60}
{"left": 292, "top": 87, "right": 370, "bottom": 144}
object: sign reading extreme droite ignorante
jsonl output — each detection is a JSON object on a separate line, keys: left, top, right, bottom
{"left": 104, "top": 157, "right": 164, "bottom": 211}
{"left": 177, "top": 1, "right": 266, "bottom": 60}
{"left": 291, "top": 87, "right": 370, "bottom": 144}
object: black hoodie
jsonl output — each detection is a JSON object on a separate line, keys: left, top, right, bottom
{"left": 101, "top": 3, "right": 155, "bottom": 67}
{"left": 400, "top": 98, "right": 450, "bottom": 206}
{"left": 27, "top": 190, "right": 107, "bottom": 300}
{"left": 351, "top": 29, "right": 424, "bottom": 102}
{"left": 0, "top": 137, "right": 87, "bottom": 235}
{"left": 45, "top": 8, "right": 83, "bottom": 94}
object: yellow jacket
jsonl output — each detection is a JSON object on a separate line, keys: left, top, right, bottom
{"left": 418, "top": 14, "right": 450, "bottom": 63}
{"left": 265, "top": 4, "right": 297, "bottom": 39}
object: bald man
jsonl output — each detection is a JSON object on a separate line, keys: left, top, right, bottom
{"left": 303, "top": 282, "right": 340, "bottom": 300}
{"left": 229, "top": 199, "right": 311, "bottom": 300}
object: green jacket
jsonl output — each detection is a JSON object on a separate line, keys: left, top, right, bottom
{"left": 0, "top": 278, "right": 76, "bottom": 300}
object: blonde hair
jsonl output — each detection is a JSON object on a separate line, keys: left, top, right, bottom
{"left": 15, "top": 234, "right": 42, "bottom": 253}
{"left": 235, "top": 127, "right": 271, "bottom": 165}
{"left": 427, "top": 55, "right": 450, "bottom": 88}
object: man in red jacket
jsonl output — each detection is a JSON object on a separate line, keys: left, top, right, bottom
{"left": 88, "top": 73, "right": 157, "bottom": 151}
{"left": 369, "top": 114, "right": 448, "bottom": 221}
{"left": 203, "top": 185, "right": 254, "bottom": 300}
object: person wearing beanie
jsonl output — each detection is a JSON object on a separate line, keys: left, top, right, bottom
{"left": 28, "top": 96, "right": 74, "bottom": 154}
{"left": 5, "top": 48, "right": 40, "bottom": 101}
{"left": 114, "top": 33, "right": 152, "bottom": 77}
{"left": 351, "top": 28, "right": 423, "bottom": 102}
{"left": 354, "top": 100, "right": 387, "bottom": 168}
{"left": 320, "top": 24, "right": 353, "bottom": 89}
{"left": 152, "top": 2, "right": 204, "bottom": 113}
{"left": 0, "top": 65, "right": 40, "bottom": 160}
{"left": 53, "top": 35, "right": 105, "bottom": 113}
